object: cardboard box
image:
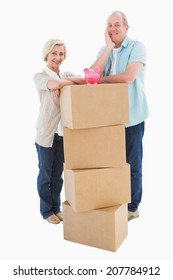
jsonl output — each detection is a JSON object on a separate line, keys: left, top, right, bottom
{"left": 60, "top": 84, "right": 129, "bottom": 129}
{"left": 63, "top": 201, "right": 128, "bottom": 252}
{"left": 64, "top": 164, "right": 131, "bottom": 212}
{"left": 64, "top": 125, "right": 126, "bottom": 169}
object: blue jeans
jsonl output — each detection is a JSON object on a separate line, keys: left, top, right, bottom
{"left": 125, "top": 122, "right": 145, "bottom": 212}
{"left": 35, "top": 134, "right": 64, "bottom": 219}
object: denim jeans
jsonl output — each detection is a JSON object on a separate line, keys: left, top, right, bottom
{"left": 35, "top": 134, "right": 64, "bottom": 219}
{"left": 125, "top": 122, "right": 145, "bottom": 212}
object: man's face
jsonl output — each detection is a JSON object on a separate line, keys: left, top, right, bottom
{"left": 107, "top": 13, "right": 128, "bottom": 48}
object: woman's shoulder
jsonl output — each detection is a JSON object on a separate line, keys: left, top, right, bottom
{"left": 33, "top": 70, "right": 51, "bottom": 89}
{"left": 33, "top": 71, "right": 50, "bottom": 85}
{"left": 33, "top": 70, "right": 48, "bottom": 79}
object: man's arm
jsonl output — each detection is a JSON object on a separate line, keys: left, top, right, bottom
{"left": 90, "top": 30, "right": 115, "bottom": 75}
{"left": 100, "top": 61, "right": 144, "bottom": 84}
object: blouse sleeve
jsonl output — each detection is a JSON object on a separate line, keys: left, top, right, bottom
{"left": 33, "top": 72, "right": 51, "bottom": 90}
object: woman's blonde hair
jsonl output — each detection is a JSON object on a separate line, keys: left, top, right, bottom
{"left": 42, "top": 38, "right": 67, "bottom": 61}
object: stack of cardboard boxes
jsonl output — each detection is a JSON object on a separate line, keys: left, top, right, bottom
{"left": 60, "top": 84, "right": 131, "bottom": 252}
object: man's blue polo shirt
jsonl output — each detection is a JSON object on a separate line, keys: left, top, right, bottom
{"left": 98, "top": 36, "right": 149, "bottom": 127}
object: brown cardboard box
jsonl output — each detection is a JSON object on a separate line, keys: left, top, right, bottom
{"left": 63, "top": 201, "right": 128, "bottom": 252}
{"left": 60, "top": 84, "right": 129, "bottom": 129}
{"left": 64, "top": 164, "right": 131, "bottom": 212}
{"left": 64, "top": 125, "right": 126, "bottom": 169}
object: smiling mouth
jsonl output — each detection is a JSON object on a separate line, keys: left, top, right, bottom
{"left": 54, "top": 61, "right": 61, "bottom": 65}
{"left": 111, "top": 32, "right": 118, "bottom": 36}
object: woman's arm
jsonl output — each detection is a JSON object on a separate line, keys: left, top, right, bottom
{"left": 63, "top": 76, "right": 86, "bottom": 84}
{"left": 47, "top": 78, "right": 76, "bottom": 90}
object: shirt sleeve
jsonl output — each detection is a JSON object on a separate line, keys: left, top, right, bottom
{"left": 128, "top": 41, "right": 147, "bottom": 65}
{"left": 33, "top": 72, "right": 51, "bottom": 90}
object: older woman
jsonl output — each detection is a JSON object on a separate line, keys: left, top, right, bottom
{"left": 34, "top": 38, "right": 78, "bottom": 224}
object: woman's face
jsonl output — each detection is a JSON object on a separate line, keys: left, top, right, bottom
{"left": 47, "top": 44, "right": 65, "bottom": 72}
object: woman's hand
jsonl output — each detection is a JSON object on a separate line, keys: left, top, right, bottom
{"left": 52, "top": 89, "right": 60, "bottom": 98}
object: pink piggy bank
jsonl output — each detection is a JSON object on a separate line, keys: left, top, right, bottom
{"left": 84, "top": 67, "right": 100, "bottom": 84}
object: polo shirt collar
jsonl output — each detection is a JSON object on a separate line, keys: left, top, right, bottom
{"left": 121, "top": 36, "right": 130, "bottom": 48}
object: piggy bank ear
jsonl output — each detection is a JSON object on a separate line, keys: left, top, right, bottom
{"left": 94, "top": 67, "right": 100, "bottom": 73}
{"left": 84, "top": 68, "right": 89, "bottom": 74}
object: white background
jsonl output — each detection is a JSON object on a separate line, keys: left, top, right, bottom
{"left": 0, "top": 0, "right": 173, "bottom": 277}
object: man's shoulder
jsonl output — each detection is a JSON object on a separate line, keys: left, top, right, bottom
{"left": 124, "top": 38, "right": 146, "bottom": 56}
{"left": 124, "top": 37, "right": 145, "bottom": 47}
{"left": 133, "top": 40, "right": 145, "bottom": 48}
